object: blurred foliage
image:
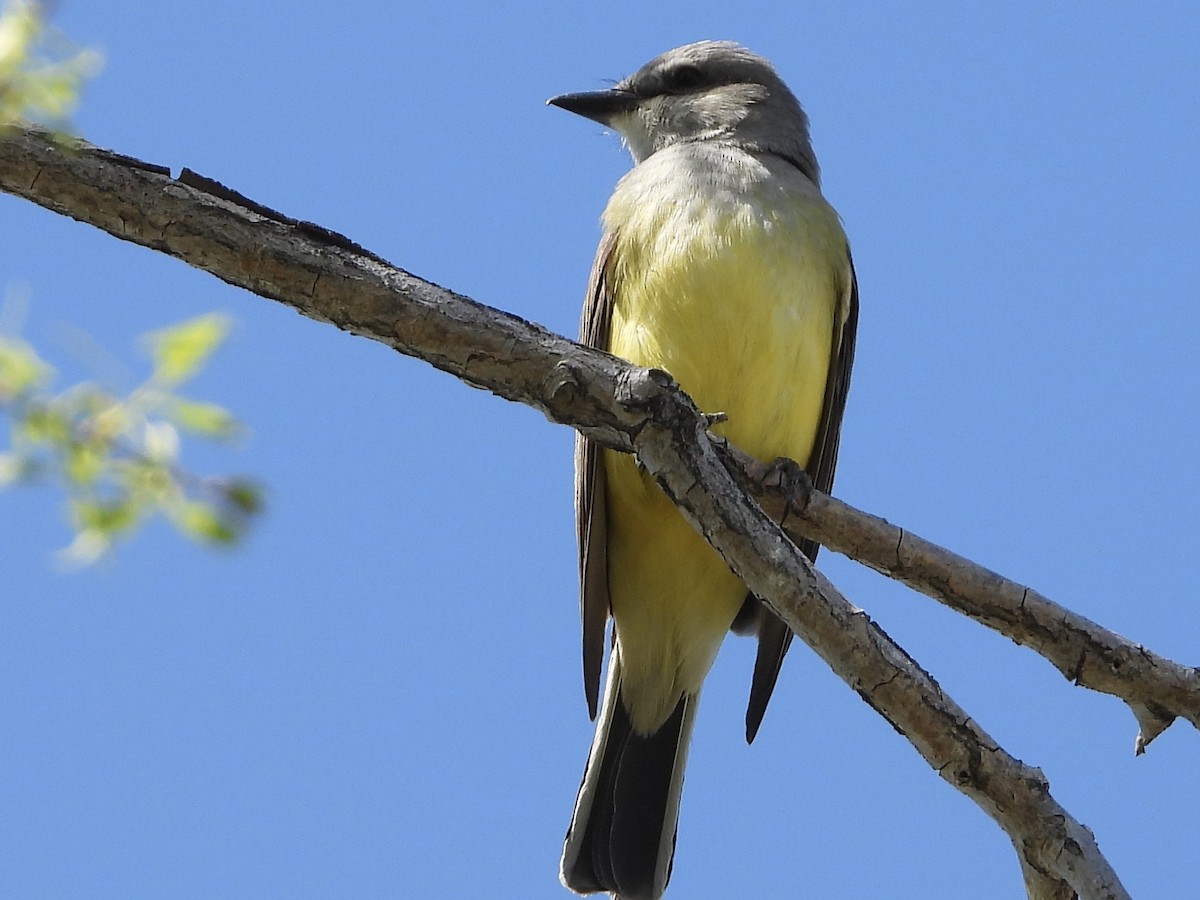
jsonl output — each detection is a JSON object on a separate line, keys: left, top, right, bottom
{"left": 0, "top": 0, "right": 102, "bottom": 129}
{"left": 2, "top": 6, "right": 260, "bottom": 564}
{"left": 0, "top": 311, "right": 263, "bottom": 565}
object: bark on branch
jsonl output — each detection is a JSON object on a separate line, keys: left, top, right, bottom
{"left": 724, "top": 446, "right": 1200, "bottom": 754}
{"left": 6, "top": 123, "right": 1183, "bottom": 899}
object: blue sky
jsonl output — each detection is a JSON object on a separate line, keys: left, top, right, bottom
{"left": 2, "top": 2, "right": 1198, "bottom": 897}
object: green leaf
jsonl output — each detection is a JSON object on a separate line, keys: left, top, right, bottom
{"left": 169, "top": 397, "right": 241, "bottom": 438}
{"left": 145, "top": 313, "right": 230, "bottom": 386}
{"left": 0, "top": 336, "right": 53, "bottom": 398}
{"left": 222, "top": 478, "right": 264, "bottom": 515}
{"left": 113, "top": 456, "right": 174, "bottom": 503}
{"left": 0, "top": 2, "right": 39, "bottom": 82}
{"left": 64, "top": 439, "right": 105, "bottom": 485}
{"left": 69, "top": 496, "right": 140, "bottom": 535}
{"left": 175, "top": 501, "right": 238, "bottom": 545}
{"left": 18, "top": 403, "right": 70, "bottom": 444}
{"left": 90, "top": 400, "right": 130, "bottom": 442}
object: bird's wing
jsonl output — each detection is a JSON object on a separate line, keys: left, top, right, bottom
{"left": 576, "top": 230, "right": 619, "bottom": 719}
{"left": 745, "top": 250, "right": 860, "bottom": 742}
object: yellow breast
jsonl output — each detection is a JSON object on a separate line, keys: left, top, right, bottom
{"left": 600, "top": 144, "right": 848, "bottom": 733}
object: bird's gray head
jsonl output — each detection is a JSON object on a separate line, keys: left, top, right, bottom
{"left": 549, "top": 41, "right": 819, "bottom": 184}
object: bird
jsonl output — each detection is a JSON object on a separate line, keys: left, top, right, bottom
{"left": 549, "top": 41, "right": 858, "bottom": 899}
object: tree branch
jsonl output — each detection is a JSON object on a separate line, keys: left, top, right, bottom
{"left": 724, "top": 446, "right": 1200, "bottom": 754}
{"left": 1, "top": 123, "right": 1161, "bottom": 899}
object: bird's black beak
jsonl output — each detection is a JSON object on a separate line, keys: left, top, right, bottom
{"left": 547, "top": 89, "right": 639, "bottom": 126}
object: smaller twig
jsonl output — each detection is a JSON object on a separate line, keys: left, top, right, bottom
{"left": 721, "top": 441, "right": 1200, "bottom": 753}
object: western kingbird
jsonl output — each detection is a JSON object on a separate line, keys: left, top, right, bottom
{"left": 549, "top": 41, "right": 858, "bottom": 899}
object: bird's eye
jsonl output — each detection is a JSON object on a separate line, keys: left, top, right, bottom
{"left": 665, "top": 64, "right": 705, "bottom": 92}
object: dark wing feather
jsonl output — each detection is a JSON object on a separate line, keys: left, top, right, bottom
{"left": 576, "top": 231, "right": 619, "bottom": 719}
{"left": 745, "top": 251, "right": 860, "bottom": 742}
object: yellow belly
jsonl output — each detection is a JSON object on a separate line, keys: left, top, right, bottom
{"left": 602, "top": 158, "right": 844, "bottom": 733}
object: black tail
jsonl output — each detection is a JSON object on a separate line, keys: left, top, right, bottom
{"left": 561, "top": 651, "right": 696, "bottom": 900}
